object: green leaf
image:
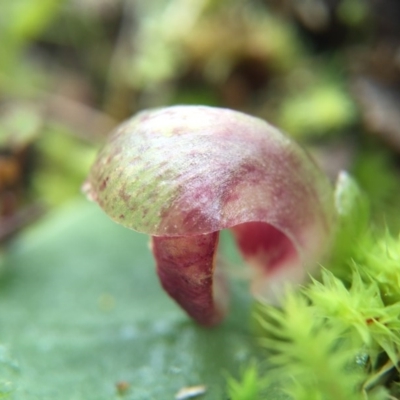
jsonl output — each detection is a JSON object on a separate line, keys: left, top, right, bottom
{"left": 0, "top": 200, "right": 259, "bottom": 399}
{"left": 331, "top": 171, "right": 370, "bottom": 265}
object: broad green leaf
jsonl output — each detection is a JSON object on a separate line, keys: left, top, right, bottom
{"left": 0, "top": 200, "right": 259, "bottom": 399}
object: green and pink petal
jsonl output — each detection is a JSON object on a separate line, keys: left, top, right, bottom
{"left": 84, "top": 106, "right": 336, "bottom": 326}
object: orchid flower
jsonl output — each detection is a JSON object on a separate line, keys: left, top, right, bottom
{"left": 83, "top": 106, "right": 335, "bottom": 326}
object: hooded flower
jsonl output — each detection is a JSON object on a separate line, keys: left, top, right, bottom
{"left": 84, "top": 106, "right": 335, "bottom": 326}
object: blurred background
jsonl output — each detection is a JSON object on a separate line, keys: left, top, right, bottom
{"left": 1, "top": 0, "right": 400, "bottom": 248}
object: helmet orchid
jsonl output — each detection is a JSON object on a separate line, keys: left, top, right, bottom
{"left": 84, "top": 106, "right": 335, "bottom": 326}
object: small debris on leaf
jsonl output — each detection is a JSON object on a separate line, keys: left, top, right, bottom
{"left": 175, "top": 384, "right": 207, "bottom": 400}
{"left": 115, "top": 380, "right": 130, "bottom": 396}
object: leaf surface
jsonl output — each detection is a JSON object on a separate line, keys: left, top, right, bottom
{"left": 0, "top": 200, "right": 259, "bottom": 399}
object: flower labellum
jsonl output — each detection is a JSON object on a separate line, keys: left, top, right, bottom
{"left": 83, "top": 106, "right": 335, "bottom": 326}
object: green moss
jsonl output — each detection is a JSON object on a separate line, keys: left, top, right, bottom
{"left": 226, "top": 362, "right": 262, "bottom": 400}
{"left": 231, "top": 176, "right": 400, "bottom": 399}
{"left": 278, "top": 81, "right": 357, "bottom": 139}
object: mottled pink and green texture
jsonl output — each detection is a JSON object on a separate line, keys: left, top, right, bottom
{"left": 84, "top": 106, "right": 335, "bottom": 326}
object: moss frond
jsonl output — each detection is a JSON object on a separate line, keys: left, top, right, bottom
{"left": 256, "top": 291, "right": 370, "bottom": 400}
{"left": 228, "top": 173, "right": 400, "bottom": 399}
{"left": 226, "top": 362, "right": 262, "bottom": 400}
{"left": 307, "top": 270, "right": 400, "bottom": 365}
{"left": 354, "top": 232, "right": 400, "bottom": 304}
